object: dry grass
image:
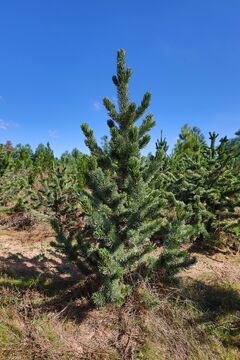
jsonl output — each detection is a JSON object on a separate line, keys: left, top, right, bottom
{"left": 0, "top": 275, "right": 239, "bottom": 360}
{"left": 0, "top": 223, "right": 240, "bottom": 359}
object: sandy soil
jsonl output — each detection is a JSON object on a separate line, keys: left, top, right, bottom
{"left": 0, "top": 222, "right": 239, "bottom": 286}
{"left": 0, "top": 223, "right": 79, "bottom": 280}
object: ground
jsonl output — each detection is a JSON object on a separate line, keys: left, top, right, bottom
{"left": 0, "top": 222, "right": 240, "bottom": 359}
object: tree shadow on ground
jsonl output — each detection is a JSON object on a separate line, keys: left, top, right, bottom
{"left": 40, "top": 274, "right": 100, "bottom": 323}
{"left": 0, "top": 251, "right": 100, "bottom": 324}
{"left": 0, "top": 251, "right": 81, "bottom": 296}
{"left": 187, "top": 241, "right": 238, "bottom": 256}
{"left": 182, "top": 279, "right": 240, "bottom": 348}
{"left": 183, "top": 279, "right": 240, "bottom": 320}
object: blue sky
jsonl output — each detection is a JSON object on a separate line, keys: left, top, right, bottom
{"left": 0, "top": 0, "right": 239, "bottom": 156}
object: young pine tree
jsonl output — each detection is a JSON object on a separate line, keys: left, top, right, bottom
{"left": 53, "top": 49, "right": 194, "bottom": 305}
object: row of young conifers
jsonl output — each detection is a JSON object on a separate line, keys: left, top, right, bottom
{"left": 0, "top": 50, "right": 239, "bottom": 305}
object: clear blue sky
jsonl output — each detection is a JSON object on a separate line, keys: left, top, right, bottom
{"left": 0, "top": 0, "right": 239, "bottom": 156}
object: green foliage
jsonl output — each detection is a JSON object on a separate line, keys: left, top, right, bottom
{"left": 174, "top": 124, "right": 206, "bottom": 159}
{"left": 51, "top": 49, "right": 195, "bottom": 305}
{"left": 228, "top": 129, "right": 240, "bottom": 173}
{"left": 0, "top": 141, "right": 89, "bottom": 218}
{"left": 32, "top": 142, "right": 55, "bottom": 174}
{"left": 60, "top": 149, "right": 91, "bottom": 189}
{"left": 171, "top": 126, "right": 240, "bottom": 248}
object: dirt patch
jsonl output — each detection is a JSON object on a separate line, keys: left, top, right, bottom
{"left": 0, "top": 222, "right": 79, "bottom": 281}
{"left": 182, "top": 252, "right": 240, "bottom": 285}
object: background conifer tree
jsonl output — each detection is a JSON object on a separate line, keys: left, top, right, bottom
{"left": 228, "top": 129, "right": 240, "bottom": 174}
{"left": 171, "top": 128, "right": 240, "bottom": 249}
